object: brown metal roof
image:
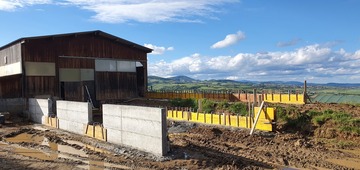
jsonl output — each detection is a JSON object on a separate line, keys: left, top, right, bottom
{"left": 0, "top": 30, "right": 153, "bottom": 53}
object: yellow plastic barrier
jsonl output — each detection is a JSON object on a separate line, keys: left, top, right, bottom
{"left": 84, "top": 124, "right": 107, "bottom": 141}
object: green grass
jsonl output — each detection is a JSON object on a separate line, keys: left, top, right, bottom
{"left": 170, "top": 98, "right": 249, "bottom": 116}
{"left": 170, "top": 98, "right": 197, "bottom": 109}
{"left": 228, "top": 102, "right": 248, "bottom": 116}
{"left": 311, "top": 110, "right": 359, "bottom": 135}
{"left": 276, "top": 106, "right": 360, "bottom": 135}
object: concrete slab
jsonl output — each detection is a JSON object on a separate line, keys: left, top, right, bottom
{"left": 102, "top": 104, "right": 122, "bottom": 116}
{"left": 102, "top": 115, "right": 122, "bottom": 129}
{"left": 106, "top": 128, "right": 122, "bottom": 144}
{"left": 58, "top": 119, "right": 84, "bottom": 135}
{"left": 121, "top": 118, "right": 162, "bottom": 138}
{"left": 122, "top": 131, "right": 164, "bottom": 156}
{"left": 121, "top": 105, "right": 163, "bottom": 122}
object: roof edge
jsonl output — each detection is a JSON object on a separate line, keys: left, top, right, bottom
{"left": 0, "top": 30, "right": 153, "bottom": 53}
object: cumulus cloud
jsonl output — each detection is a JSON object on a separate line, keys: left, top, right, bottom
{"left": 277, "top": 38, "right": 301, "bottom": 47}
{"left": 211, "top": 31, "right": 245, "bottom": 49}
{"left": 144, "top": 44, "right": 174, "bottom": 55}
{"left": 0, "top": 0, "right": 51, "bottom": 11}
{"left": 149, "top": 44, "right": 360, "bottom": 83}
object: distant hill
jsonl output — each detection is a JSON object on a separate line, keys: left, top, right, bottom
{"left": 147, "top": 75, "right": 360, "bottom": 92}
{"left": 325, "top": 83, "right": 360, "bottom": 87}
{"left": 168, "top": 76, "right": 198, "bottom": 83}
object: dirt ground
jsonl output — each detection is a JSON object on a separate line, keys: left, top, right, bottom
{"left": 0, "top": 100, "right": 360, "bottom": 170}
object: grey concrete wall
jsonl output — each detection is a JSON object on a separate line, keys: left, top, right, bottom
{"left": 28, "top": 98, "right": 50, "bottom": 124}
{"left": 0, "top": 98, "right": 26, "bottom": 114}
{"left": 57, "top": 100, "right": 92, "bottom": 134}
{"left": 103, "top": 104, "right": 168, "bottom": 156}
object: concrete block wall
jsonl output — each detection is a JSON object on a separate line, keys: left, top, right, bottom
{"left": 28, "top": 98, "right": 49, "bottom": 124}
{"left": 103, "top": 104, "right": 168, "bottom": 156}
{"left": 0, "top": 98, "right": 26, "bottom": 114}
{"left": 56, "top": 100, "right": 92, "bottom": 135}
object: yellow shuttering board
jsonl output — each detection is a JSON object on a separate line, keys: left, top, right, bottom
{"left": 281, "top": 95, "right": 290, "bottom": 102}
{"left": 205, "top": 114, "right": 212, "bottom": 124}
{"left": 167, "top": 110, "right": 188, "bottom": 121}
{"left": 253, "top": 107, "right": 275, "bottom": 120}
{"left": 43, "top": 116, "right": 58, "bottom": 128}
{"left": 167, "top": 110, "right": 274, "bottom": 132}
{"left": 264, "top": 94, "right": 305, "bottom": 104}
{"left": 275, "top": 94, "right": 282, "bottom": 102}
{"left": 254, "top": 119, "right": 273, "bottom": 131}
{"left": 84, "top": 124, "right": 107, "bottom": 141}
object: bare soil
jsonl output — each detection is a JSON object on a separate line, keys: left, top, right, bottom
{"left": 0, "top": 100, "right": 359, "bottom": 170}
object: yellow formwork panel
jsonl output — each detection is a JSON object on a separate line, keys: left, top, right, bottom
{"left": 211, "top": 114, "right": 222, "bottom": 125}
{"left": 43, "top": 116, "right": 58, "bottom": 128}
{"left": 224, "top": 115, "right": 230, "bottom": 126}
{"left": 254, "top": 107, "right": 275, "bottom": 120}
{"left": 264, "top": 94, "right": 305, "bottom": 104}
{"left": 254, "top": 119, "right": 273, "bottom": 131}
{"left": 205, "top": 114, "right": 212, "bottom": 124}
{"left": 192, "top": 113, "right": 205, "bottom": 123}
{"left": 290, "top": 95, "right": 298, "bottom": 101}
{"left": 273, "top": 94, "right": 281, "bottom": 102}
{"left": 229, "top": 115, "right": 238, "bottom": 127}
{"left": 190, "top": 112, "right": 197, "bottom": 121}
{"left": 238, "top": 116, "right": 251, "bottom": 129}
{"left": 167, "top": 110, "right": 274, "bottom": 132}
{"left": 84, "top": 124, "right": 107, "bottom": 141}
{"left": 167, "top": 110, "right": 173, "bottom": 118}
{"left": 95, "top": 126, "right": 107, "bottom": 141}
{"left": 281, "top": 94, "right": 290, "bottom": 102}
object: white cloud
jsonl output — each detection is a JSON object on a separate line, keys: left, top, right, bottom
{"left": 149, "top": 44, "right": 360, "bottom": 83}
{"left": 0, "top": 0, "right": 51, "bottom": 11}
{"left": 144, "top": 44, "right": 174, "bottom": 55}
{"left": 277, "top": 38, "right": 301, "bottom": 47}
{"left": 211, "top": 31, "right": 245, "bottom": 49}
{"left": 1, "top": 0, "right": 238, "bottom": 23}
{"left": 61, "top": 0, "right": 238, "bottom": 23}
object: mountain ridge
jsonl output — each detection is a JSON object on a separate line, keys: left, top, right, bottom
{"left": 148, "top": 75, "right": 360, "bottom": 87}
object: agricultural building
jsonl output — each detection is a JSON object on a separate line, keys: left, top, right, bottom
{"left": 0, "top": 30, "right": 152, "bottom": 105}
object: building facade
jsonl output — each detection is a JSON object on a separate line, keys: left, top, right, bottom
{"left": 0, "top": 30, "right": 152, "bottom": 105}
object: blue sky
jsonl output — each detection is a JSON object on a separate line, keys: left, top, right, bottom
{"left": 0, "top": 0, "right": 359, "bottom": 83}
